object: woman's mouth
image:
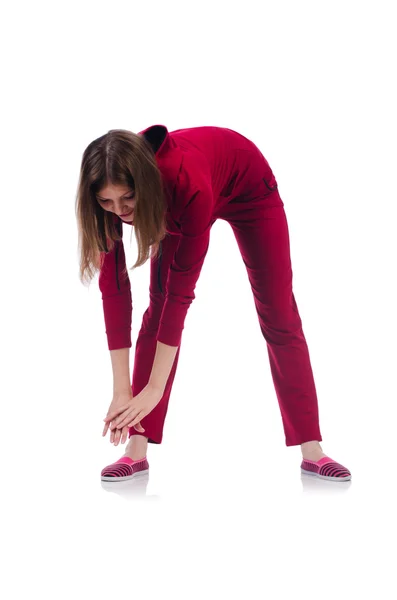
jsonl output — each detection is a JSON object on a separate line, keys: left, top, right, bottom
{"left": 120, "top": 209, "right": 134, "bottom": 219}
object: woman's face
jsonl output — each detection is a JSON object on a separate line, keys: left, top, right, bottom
{"left": 96, "top": 183, "right": 135, "bottom": 222}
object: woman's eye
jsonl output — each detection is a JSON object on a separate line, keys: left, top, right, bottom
{"left": 98, "top": 193, "right": 134, "bottom": 203}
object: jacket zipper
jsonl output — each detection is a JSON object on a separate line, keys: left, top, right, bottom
{"left": 157, "top": 239, "right": 164, "bottom": 296}
{"left": 115, "top": 243, "right": 120, "bottom": 291}
{"left": 115, "top": 219, "right": 121, "bottom": 291}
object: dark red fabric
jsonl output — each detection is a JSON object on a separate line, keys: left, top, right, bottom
{"left": 99, "top": 125, "right": 278, "bottom": 350}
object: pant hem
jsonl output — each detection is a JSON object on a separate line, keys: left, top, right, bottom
{"left": 285, "top": 434, "right": 322, "bottom": 447}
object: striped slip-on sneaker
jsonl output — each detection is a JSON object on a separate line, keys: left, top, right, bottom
{"left": 101, "top": 456, "right": 149, "bottom": 482}
{"left": 300, "top": 455, "right": 351, "bottom": 481}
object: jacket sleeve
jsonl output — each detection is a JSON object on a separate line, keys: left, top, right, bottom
{"left": 98, "top": 217, "right": 132, "bottom": 351}
{"left": 156, "top": 170, "right": 214, "bottom": 347}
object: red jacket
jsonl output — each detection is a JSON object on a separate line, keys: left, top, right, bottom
{"left": 99, "top": 124, "right": 278, "bottom": 350}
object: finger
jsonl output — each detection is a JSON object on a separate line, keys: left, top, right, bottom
{"left": 103, "top": 404, "right": 130, "bottom": 422}
{"left": 114, "top": 408, "right": 138, "bottom": 430}
{"left": 127, "top": 413, "right": 145, "bottom": 430}
{"left": 102, "top": 421, "right": 110, "bottom": 437}
{"left": 110, "top": 411, "right": 131, "bottom": 431}
{"left": 109, "top": 410, "right": 130, "bottom": 430}
{"left": 110, "top": 424, "right": 115, "bottom": 443}
{"left": 109, "top": 420, "right": 118, "bottom": 431}
{"left": 114, "top": 427, "right": 122, "bottom": 446}
{"left": 120, "top": 425, "right": 129, "bottom": 444}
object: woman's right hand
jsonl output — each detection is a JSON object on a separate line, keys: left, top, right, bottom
{"left": 102, "top": 389, "right": 144, "bottom": 445}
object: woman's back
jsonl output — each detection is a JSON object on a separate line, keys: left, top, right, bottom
{"left": 167, "top": 125, "right": 271, "bottom": 201}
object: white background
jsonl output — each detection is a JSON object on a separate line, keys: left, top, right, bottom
{"left": 1, "top": 0, "right": 396, "bottom": 598}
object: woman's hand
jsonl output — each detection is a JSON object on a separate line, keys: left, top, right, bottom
{"left": 103, "top": 383, "right": 164, "bottom": 446}
{"left": 102, "top": 388, "right": 143, "bottom": 446}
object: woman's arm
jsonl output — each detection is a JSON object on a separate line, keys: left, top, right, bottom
{"left": 98, "top": 215, "right": 132, "bottom": 351}
{"left": 148, "top": 341, "right": 179, "bottom": 394}
{"left": 109, "top": 340, "right": 178, "bottom": 399}
{"left": 110, "top": 347, "right": 131, "bottom": 392}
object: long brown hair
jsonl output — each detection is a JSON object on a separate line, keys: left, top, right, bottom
{"left": 75, "top": 128, "right": 167, "bottom": 286}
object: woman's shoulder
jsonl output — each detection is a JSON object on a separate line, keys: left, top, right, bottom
{"left": 176, "top": 147, "right": 211, "bottom": 195}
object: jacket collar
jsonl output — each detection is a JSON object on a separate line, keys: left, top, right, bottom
{"left": 138, "top": 124, "right": 183, "bottom": 202}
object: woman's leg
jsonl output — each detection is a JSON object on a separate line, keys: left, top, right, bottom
{"left": 128, "top": 233, "right": 183, "bottom": 448}
{"left": 222, "top": 189, "right": 323, "bottom": 449}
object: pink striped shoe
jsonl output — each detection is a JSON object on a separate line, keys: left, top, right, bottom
{"left": 101, "top": 456, "right": 149, "bottom": 482}
{"left": 300, "top": 455, "right": 351, "bottom": 481}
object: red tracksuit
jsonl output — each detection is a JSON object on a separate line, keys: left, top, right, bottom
{"left": 99, "top": 124, "right": 322, "bottom": 446}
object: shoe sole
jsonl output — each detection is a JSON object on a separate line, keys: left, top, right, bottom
{"left": 101, "top": 468, "right": 149, "bottom": 482}
{"left": 301, "top": 467, "right": 351, "bottom": 481}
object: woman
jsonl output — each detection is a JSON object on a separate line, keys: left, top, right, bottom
{"left": 76, "top": 124, "right": 352, "bottom": 483}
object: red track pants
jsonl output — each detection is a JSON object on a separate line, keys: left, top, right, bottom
{"left": 129, "top": 185, "right": 322, "bottom": 447}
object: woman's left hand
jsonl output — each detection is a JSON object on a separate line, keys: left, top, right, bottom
{"left": 103, "top": 383, "right": 164, "bottom": 434}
